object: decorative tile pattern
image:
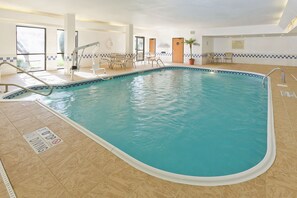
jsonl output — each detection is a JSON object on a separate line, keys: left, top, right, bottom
{"left": 184, "top": 53, "right": 202, "bottom": 58}
{"left": 65, "top": 56, "right": 72, "bottom": 61}
{"left": 46, "top": 56, "right": 57, "bottom": 61}
{"left": 214, "top": 53, "right": 297, "bottom": 59}
{"left": 0, "top": 57, "right": 17, "bottom": 63}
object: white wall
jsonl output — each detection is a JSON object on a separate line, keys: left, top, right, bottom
{"left": 202, "top": 24, "right": 284, "bottom": 36}
{"left": 201, "top": 37, "right": 214, "bottom": 64}
{"left": 46, "top": 27, "right": 58, "bottom": 70}
{"left": 0, "top": 22, "right": 17, "bottom": 75}
{"left": 0, "top": 21, "right": 126, "bottom": 75}
{"left": 78, "top": 30, "right": 125, "bottom": 67}
{"left": 1, "top": 10, "right": 297, "bottom": 77}
{"left": 213, "top": 36, "right": 297, "bottom": 66}
{"left": 135, "top": 29, "right": 203, "bottom": 64}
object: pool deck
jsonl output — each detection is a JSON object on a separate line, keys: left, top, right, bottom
{"left": 0, "top": 63, "right": 297, "bottom": 197}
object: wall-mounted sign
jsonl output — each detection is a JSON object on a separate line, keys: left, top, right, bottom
{"left": 232, "top": 40, "right": 244, "bottom": 49}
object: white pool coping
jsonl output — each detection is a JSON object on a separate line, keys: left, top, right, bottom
{"left": 0, "top": 66, "right": 276, "bottom": 186}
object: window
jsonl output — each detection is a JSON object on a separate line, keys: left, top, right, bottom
{"left": 57, "top": 30, "right": 78, "bottom": 69}
{"left": 16, "top": 26, "right": 46, "bottom": 71}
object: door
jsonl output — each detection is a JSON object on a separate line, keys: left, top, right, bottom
{"left": 172, "top": 38, "right": 184, "bottom": 63}
{"left": 135, "top": 36, "right": 145, "bottom": 61}
{"left": 149, "top": 38, "right": 156, "bottom": 55}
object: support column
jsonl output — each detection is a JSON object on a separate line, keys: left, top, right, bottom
{"left": 46, "top": 28, "right": 58, "bottom": 71}
{"left": 64, "top": 14, "right": 76, "bottom": 75}
{"left": 125, "top": 24, "right": 133, "bottom": 54}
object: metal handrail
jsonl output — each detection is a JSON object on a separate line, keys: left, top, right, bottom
{"left": 156, "top": 58, "right": 165, "bottom": 67}
{"left": 0, "top": 61, "right": 53, "bottom": 96}
{"left": 151, "top": 58, "right": 165, "bottom": 67}
{"left": 262, "top": 67, "right": 286, "bottom": 86}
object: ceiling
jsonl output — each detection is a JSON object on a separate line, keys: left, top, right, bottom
{"left": 0, "top": 0, "right": 288, "bottom": 29}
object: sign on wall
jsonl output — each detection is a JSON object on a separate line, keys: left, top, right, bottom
{"left": 232, "top": 40, "right": 244, "bottom": 49}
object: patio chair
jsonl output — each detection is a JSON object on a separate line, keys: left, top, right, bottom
{"left": 224, "top": 52, "right": 233, "bottom": 63}
{"left": 207, "top": 53, "right": 215, "bottom": 63}
{"left": 124, "top": 54, "right": 137, "bottom": 68}
{"left": 146, "top": 52, "right": 156, "bottom": 64}
{"left": 112, "top": 54, "right": 126, "bottom": 69}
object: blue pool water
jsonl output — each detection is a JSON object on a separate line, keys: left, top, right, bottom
{"left": 15, "top": 68, "right": 268, "bottom": 176}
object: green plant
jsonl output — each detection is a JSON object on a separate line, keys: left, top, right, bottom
{"left": 184, "top": 38, "right": 200, "bottom": 59}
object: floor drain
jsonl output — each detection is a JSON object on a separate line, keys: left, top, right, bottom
{"left": 0, "top": 160, "right": 16, "bottom": 198}
{"left": 23, "top": 127, "right": 63, "bottom": 154}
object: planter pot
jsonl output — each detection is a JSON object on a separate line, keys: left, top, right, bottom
{"left": 189, "top": 59, "right": 195, "bottom": 65}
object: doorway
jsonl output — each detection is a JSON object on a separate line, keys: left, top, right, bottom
{"left": 172, "top": 38, "right": 184, "bottom": 63}
{"left": 149, "top": 38, "right": 156, "bottom": 55}
{"left": 135, "top": 36, "right": 145, "bottom": 61}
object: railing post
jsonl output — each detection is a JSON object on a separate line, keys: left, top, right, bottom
{"left": 5, "top": 85, "right": 8, "bottom": 93}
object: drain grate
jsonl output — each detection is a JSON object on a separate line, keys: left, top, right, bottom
{"left": 280, "top": 90, "right": 297, "bottom": 98}
{"left": 0, "top": 160, "right": 16, "bottom": 198}
{"left": 23, "top": 127, "right": 63, "bottom": 154}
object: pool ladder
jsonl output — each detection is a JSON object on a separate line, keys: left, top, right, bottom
{"left": 0, "top": 61, "right": 53, "bottom": 96}
{"left": 151, "top": 58, "right": 165, "bottom": 67}
{"left": 262, "top": 67, "right": 286, "bottom": 87}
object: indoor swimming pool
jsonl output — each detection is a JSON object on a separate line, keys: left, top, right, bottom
{"left": 5, "top": 67, "right": 275, "bottom": 185}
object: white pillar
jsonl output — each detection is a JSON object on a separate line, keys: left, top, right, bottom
{"left": 64, "top": 14, "right": 76, "bottom": 75}
{"left": 46, "top": 28, "right": 58, "bottom": 71}
{"left": 125, "top": 24, "right": 133, "bottom": 54}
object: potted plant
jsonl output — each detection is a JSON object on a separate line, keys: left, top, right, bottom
{"left": 184, "top": 38, "right": 200, "bottom": 65}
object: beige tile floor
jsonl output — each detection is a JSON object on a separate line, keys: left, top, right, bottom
{"left": 0, "top": 63, "right": 297, "bottom": 197}
{"left": 0, "top": 63, "right": 155, "bottom": 93}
